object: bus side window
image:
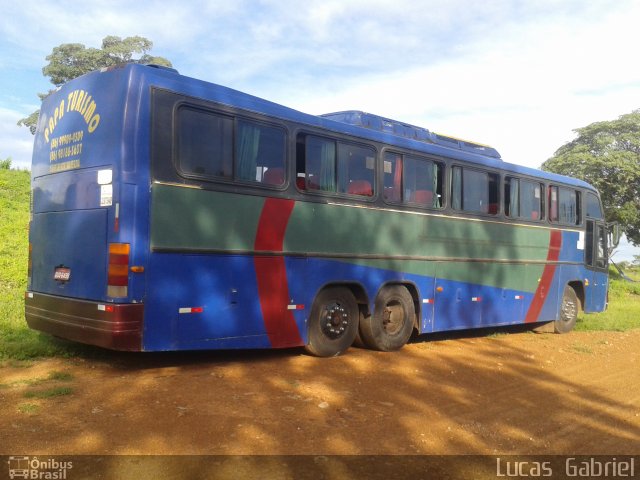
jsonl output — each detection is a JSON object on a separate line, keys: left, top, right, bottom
{"left": 596, "top": 224, "right": 607, "bottom": 269}
{"left": 586, "top": 192, "right": 603, "bottom": 219}
{"left": 507, "top": 178, "right": 543, "bottom": 221}
{"left": 523, "top": 182, "right": 543, "bottom": 220}
{"left": 303, "top": 135, "right": 337, "bottom": 192}
{"left": 548, "top": 186, "right": 559, "bottom": 222}
{"left": 505, "top": 177, "right": 519, "bottom": 217}
{"left": 551, "top": 186, "right": 581, "bottom": 225}
{"left": 236, "top": 119, "right": 286, "bottom": 186}
{"left": 338, "top": 143, "right": 375, "bottom": 197}
{"left": 403, "top": 156, "right": 443, "bottom": 208}
{"left": 452, "top": 166, "right": 498, "bottom": 215}
{"left": 383, "top": 152, "right": 402, "bottom": 202}
{"left": 177, "top": 107, "right": 233, "bottom": 179}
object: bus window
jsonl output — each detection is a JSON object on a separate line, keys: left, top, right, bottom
{"left": 403, "top": 155, "right": 443, "bottom": 207}
{"left": 549, "top": 186, "right": 559, "bottom": 222}
{"left": 586, "top": 192, "right": 603, "bottom": 219}
{"left": 452, "top": 166, "right": 499, "bottom": 215}
{"left": 177, "top": 107, "right": 233, "bottom": 179}
{"left": 338, "top": 143, "right": 375, "bottom": 197}
{"left": 505, "top": 177, "right": 519, "bottom": 217}
{"left": 596, "top": 224, "right": 607, "bottom": 269}
{"left": 383, "top": 152, "right": 443, "bottom": 207}
{"left": 505, "top": 177, "right": 542, "bottom": 220}
{"left": 236, "top": 120, "right": 286, "bottom": 186}
{"left": 585, "top": 222, "right": 595, "bottom": 266}
{"left": 303, "top": 135, "right": 336, "bottom": 192}
{"left": 550, "top": 186, "right": 581, "bottom": 225}
{"left": 298, "top": 134, "right": 375, "bottom": 197}
{"left": 177, "top": 108, "right": 286, "bottom": 186}
{"left": 383, "top": 152, "right": 402, "bottom": 202}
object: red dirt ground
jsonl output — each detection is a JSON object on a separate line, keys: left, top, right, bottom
{"left": 1, "top": 329, "right": 638, "bottom": 460}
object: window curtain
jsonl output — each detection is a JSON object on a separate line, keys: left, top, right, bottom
{"left": 510, "top": 178, "right": 519, "bottom": 217}
{"left": 432, "top": 163, "right": 440, "bottom": 208}
{"left": 237, "top": 122, "right": 261, "bottom": 181}
{"left": 452, "top": 167, "right": 462, "bottom": 210}
{"left": 318, "top": 140, "right": 336, "bottom": 191}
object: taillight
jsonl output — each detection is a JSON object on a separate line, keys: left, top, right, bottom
{"left": 108, "top": 243, "right": 129, "bottom": 298}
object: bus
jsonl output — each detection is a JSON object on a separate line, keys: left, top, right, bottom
{"left": 25, "top": 63, "right": 617, "bottom": 357}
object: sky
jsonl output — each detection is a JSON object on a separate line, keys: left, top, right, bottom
{"left": 1, "top": 0, "right": 638, "bottom": 259}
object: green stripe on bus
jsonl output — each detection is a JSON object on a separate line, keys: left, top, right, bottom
{"left": 285, "top": 202, "right": 551, "bottom": 261}
{"left": 150, "top": 184, "right": 264, "bottom": 251}
{"left": 151, "top": 186, "right": 550, "bottom": 292}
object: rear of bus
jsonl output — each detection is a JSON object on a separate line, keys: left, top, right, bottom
{"left": 25, "top": 64, "right": 149, "bottom": 350}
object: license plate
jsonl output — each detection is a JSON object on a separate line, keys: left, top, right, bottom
{"left": 54, "top": 267, "right": 71, "bottom": 282}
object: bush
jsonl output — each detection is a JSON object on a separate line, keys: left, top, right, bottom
{"left": 0, "top": 157, "right": 12, "bottom": 170}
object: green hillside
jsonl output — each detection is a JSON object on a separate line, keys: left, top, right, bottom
{"left": 0, "top": 169, "right": 32, "bottom": 356}
{"left": 0, "top": 169, "right": 86, "bottom": 359}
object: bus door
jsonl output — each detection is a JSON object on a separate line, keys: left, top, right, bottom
{"left": 584, "top": 220, "right": 609, "bottom": 312}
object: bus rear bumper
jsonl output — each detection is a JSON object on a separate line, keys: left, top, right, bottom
{"left": 25, "top": 292, "right": 144, "bottom": 351}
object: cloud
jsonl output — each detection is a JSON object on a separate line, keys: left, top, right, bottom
{"left": 1, "top": 0, "right": 638, "bottom": 171}
{"left": 0, "top": 107, "right": 35, "bottom": 169}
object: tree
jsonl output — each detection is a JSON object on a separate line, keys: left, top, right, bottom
{"left": 18, "top": 36, "right": 172, "bottom": 134}
{"left": 541, "top": 109, "right": 640, "bottom": 246}
{"left": 0, "top": 157, "right": 12, "bottom": 169}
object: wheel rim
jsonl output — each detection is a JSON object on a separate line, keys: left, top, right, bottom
{"left": 561, "top": 296, "right": 577, "bottom": 322}
{"left": 320, "top": 301, "right": 349, "bottom": 339}
{"left": 382, "top": 300, "right": 405, "bottom": 336}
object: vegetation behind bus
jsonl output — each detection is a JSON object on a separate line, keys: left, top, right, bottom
{"left": 542, "top": 109, "right": 640, "bottom": 246}
{"left": 17, "top": 35, "right": 172, "bottom": 135}
{"left": 2, "top": 167, "right": 639, "bottom": 359}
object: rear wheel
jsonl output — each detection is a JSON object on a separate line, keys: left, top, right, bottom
{"left": 360, "top": 285, "right": 415, "bottom": 351}
{"left": 555, "top": 285, "right": 579, "bottom": 333}
{"left": 305, "top": 287, "right": 359, "bottom": 357}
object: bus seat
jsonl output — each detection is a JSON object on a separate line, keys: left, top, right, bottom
{"left": 347, "top": 180, "right": 373, "bottom": 196}
{"left": 410, "top": 190, "right": 432, "bottom": 204}
{"left": 488, "top": 203, "right": 498, "bottom": 215}
{"left": 531, "top": 211, "right": 539, "bottom": 220}
{"left": 296, "top": 177, "right": 306, "bottom": 190}
{"left": 263, "top": 168, "right": 284, "bottom": 185}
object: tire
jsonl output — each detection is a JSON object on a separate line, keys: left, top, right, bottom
{"left": 305, "top": 287, "right": 359, "bottom": 357}
{"left": 555, "top": 285, "right": 579, "bottom": 333}
{"left": 360, "top": 285, "right": 415, "bottom": 351}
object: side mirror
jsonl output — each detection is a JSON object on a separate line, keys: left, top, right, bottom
{"left": 608, "top": 223, "right": 621, "bottom": 250}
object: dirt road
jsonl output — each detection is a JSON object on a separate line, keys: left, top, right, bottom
{"left": 1, "top": 329, "right": 639, "bottom": 457}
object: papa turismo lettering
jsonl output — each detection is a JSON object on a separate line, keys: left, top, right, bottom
{"left": 44, "top": 89, "right": 101, "bottom": 143}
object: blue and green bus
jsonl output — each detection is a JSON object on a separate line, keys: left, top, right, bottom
{"left": 25, "top": 63, "right": 615, "bottom": 356}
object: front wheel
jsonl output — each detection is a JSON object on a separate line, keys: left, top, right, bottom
{"left": 305, "top": 287, "right": 359, "bottom": 357}
{"left": 555, "top": 285, "right": 579, "bottom": 333}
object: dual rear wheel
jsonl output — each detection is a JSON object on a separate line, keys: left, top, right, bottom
{"left": 305, "top": 285, "right": 415, "bottom": 357}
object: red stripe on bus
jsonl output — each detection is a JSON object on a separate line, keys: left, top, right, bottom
{"left": 524, "top": 229, "right": 562, "bottom": 323}
{"left": 254, "top": 198, "right": 303, "bottom": 348}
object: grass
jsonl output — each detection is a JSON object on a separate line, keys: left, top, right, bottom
{"left": 0, "top": 169, "right": 97, "bottom": 360}
{"left": 0, "top": 169, "right": 639, "bottom": 360}
{"left": 23, "top": 386, "right": 73, "bottom": 399}
{"left": 17, "top": 402, "right": 40, "bottom": 414}
{"left": 575, "top": 267, "right": 640, "bottom": 332}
